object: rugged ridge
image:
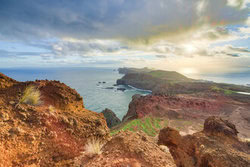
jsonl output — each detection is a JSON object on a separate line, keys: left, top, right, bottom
{"left": 116, "top": 68, "right": 250, "bottom": 96}
{"left": 158, "top": 116, "right": 250, "bottom": 167}
{"left": 0, "top": 73, "right": 110, "bottom": 166}
{"left": 0, "top": 72, "right": 18, "bottom": 89}
{"left": 122, "top": 93, "right": 250, "bottom": 138}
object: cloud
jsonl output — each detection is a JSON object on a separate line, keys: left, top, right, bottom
{"left": 155, "top": 55, "right": 167, "bottom": 58}
{"left": 210, "top": 45, "right": 250, "bottom": 57}
{"left": 227, "top": 0, "right": 250, "bottom": 8}
{"left": 227, "top": 45, "right": 250, "bottom": 53}
{"left": 0, "top": 49, "right": 48, "bottom": 58}
{"left": 239, "top": 26, "right": 250, "bottom": 34}
{"left": 48, "top": 39, "right": 129, "bottom": 58}
{"left": 0, "top": 0, "right": 249, "bottom": 41}
{"left": 0, "top": 0, "right": 249, "bottom": 74}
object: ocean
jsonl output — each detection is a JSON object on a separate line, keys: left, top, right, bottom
{"left": 0, "top": 67, "right": 150, "bottom": 119}
{"left": 1, "top": 67, "right": 249, "bottom": 119}
{"left": 191, "top": 72, "right": 250, "bottom": 85}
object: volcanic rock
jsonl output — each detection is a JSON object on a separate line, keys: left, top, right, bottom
{"left": 0, "top": 72, "right": 18, "bottom": 89}
{"left": 0, "top": 74, "right": 110, "bottom": 166}
{"left": 117, "top": 87, "right": 126, "bottom": 91}
{"left": 122, "top": 94, "right": 250, "bottom": 138}
{"left": 101, "top": 108, "right": 121, "bottom": 128}
{"left": 83, "top": 131, "right": 176, "bottom": 167}
{"left": 203, "top": 116, "right": 239, "bottom": 138}
{"left": 158, "top": 116, "right": 250, "bottom": 167}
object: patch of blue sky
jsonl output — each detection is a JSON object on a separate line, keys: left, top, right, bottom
{"left": 211, "top": 37, "right": 250, "bottom": 49}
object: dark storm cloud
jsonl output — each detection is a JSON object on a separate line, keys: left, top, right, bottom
{"left": 0, "top": 0, "right": 139, "bottom": 40}
{"left": 0, "top": 0, "right": 249, "bottom": 41}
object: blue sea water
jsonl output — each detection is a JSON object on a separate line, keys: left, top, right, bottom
{"left": 191, "top": 71, "right": 250, "bottom": 85}
{"left": 0, "top": 67, "right": 150, "bottom": 119}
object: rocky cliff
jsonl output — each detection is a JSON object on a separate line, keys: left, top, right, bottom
{"left": 122, "top": 93, "right": 250, "bottom": 138}
{"left": 116, "top": 70, "right": 192, "bottom": 94}
{"left": 116, "top": 68, "right": 250, "bottom": 96}
{"left": 0, "top": 72, "right": 110, "bottom": 166}
{"left": 158, "top": 116, "right": 250, "bottom": 167}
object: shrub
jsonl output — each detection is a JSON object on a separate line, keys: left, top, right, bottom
{"left": 19, "top": 85, "right": 41, "bottom": 105}
{"left": 84, "top": 138, "right": 104, "bottom": 157}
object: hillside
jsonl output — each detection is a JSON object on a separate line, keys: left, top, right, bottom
{"left": 147, "top": 70, "right": 190, "bottom": 82}
{"left": 118, "top": 67, "right": 153, "bottom": 74}
{"left": 0, "top": 73, "right": 110, "bottom": 166}
{"left": 117, "top": 69, "right": 192, "bottom": 93}
{"left": 117, "top": 68, "right": 250, "bottom": 96}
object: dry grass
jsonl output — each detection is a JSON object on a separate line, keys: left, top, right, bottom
{"left": 19, "top": 85, "right": 41, "bottom": 105}
{"left": 74, "top": 138, "right": 104, "bottom": 166}
{"left": 84, "top": 138, "right": 104, "bottom": 157}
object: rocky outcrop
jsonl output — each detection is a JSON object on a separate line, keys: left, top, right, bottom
{"left": 83, "top": 131, "right": 176, "bottom": 167}
{"left": 0, "top": 72, "right": 18, "bottom": 89}
{"left": 158, "top": 116, "right": 250, "bottom": 167}
{"left": 117, "top": 72, "right": 162, "bottom": 91}
{"left": 123, "top": 94, "right": 224, "bottom": 122}
{"left": 116, "top": 70, "right": 192, "bottom": 94}
{"left": 122, "top": 93, "right": 250, "bottom": 138}
{"left": 203, "top": 116, "right": 239, "bottom": 138}
{"left": 117, "top": 68, "right": 250, "bottom": 97}
{"left": 0, "top": 75, "right": 109, "bottom": 166}
{"left": 101, "top": 108, "right": 121, "bottom": 128}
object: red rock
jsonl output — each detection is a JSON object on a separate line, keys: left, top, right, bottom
{"left": 0, "top": 75, "right": 110, "bottom": 166}
{"left": 158, "top": 117, "right": 250, "bottom": 167}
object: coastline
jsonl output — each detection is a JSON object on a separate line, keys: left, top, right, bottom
{"left": 127, "top": 84, "right": 152, "bottom": 93}
{"left": 237, "top": 92, "right": 250, "bottom": 95}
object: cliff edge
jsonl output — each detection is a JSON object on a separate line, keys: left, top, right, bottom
{"left": 0, "top": 73, "right": 109, "bottom": 166}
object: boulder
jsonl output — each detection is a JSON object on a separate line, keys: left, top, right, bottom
{"left": 117, "top": 88, "right": 126, "bottom": 91}
{"left": 158, "top": 116, "right": 250, "bottom": 167}
{"left": 203, "top": 116, "right": 239, "bottom": 138}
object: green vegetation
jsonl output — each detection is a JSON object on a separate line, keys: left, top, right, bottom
{"left": 111, "top": 117, "right": 166, "bottom": 136}
{"left": 19, "top": 85, "right": 41, "bottom": 105}
{"left": 211, "top": 85, "right": 235, "bottom": 95}
{"left": 147, "top": 70, "right": 190, "bottom": 82}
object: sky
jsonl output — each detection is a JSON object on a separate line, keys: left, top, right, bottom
{"left": 0, "top": 0, "right": 250, "bottom": 76}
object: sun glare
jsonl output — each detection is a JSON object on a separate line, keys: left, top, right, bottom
{"left": 180, "top": 68, "right": 198, "bottom": 75}
{"left": 184, "top": 44, "right": 197, "bottom": 54}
